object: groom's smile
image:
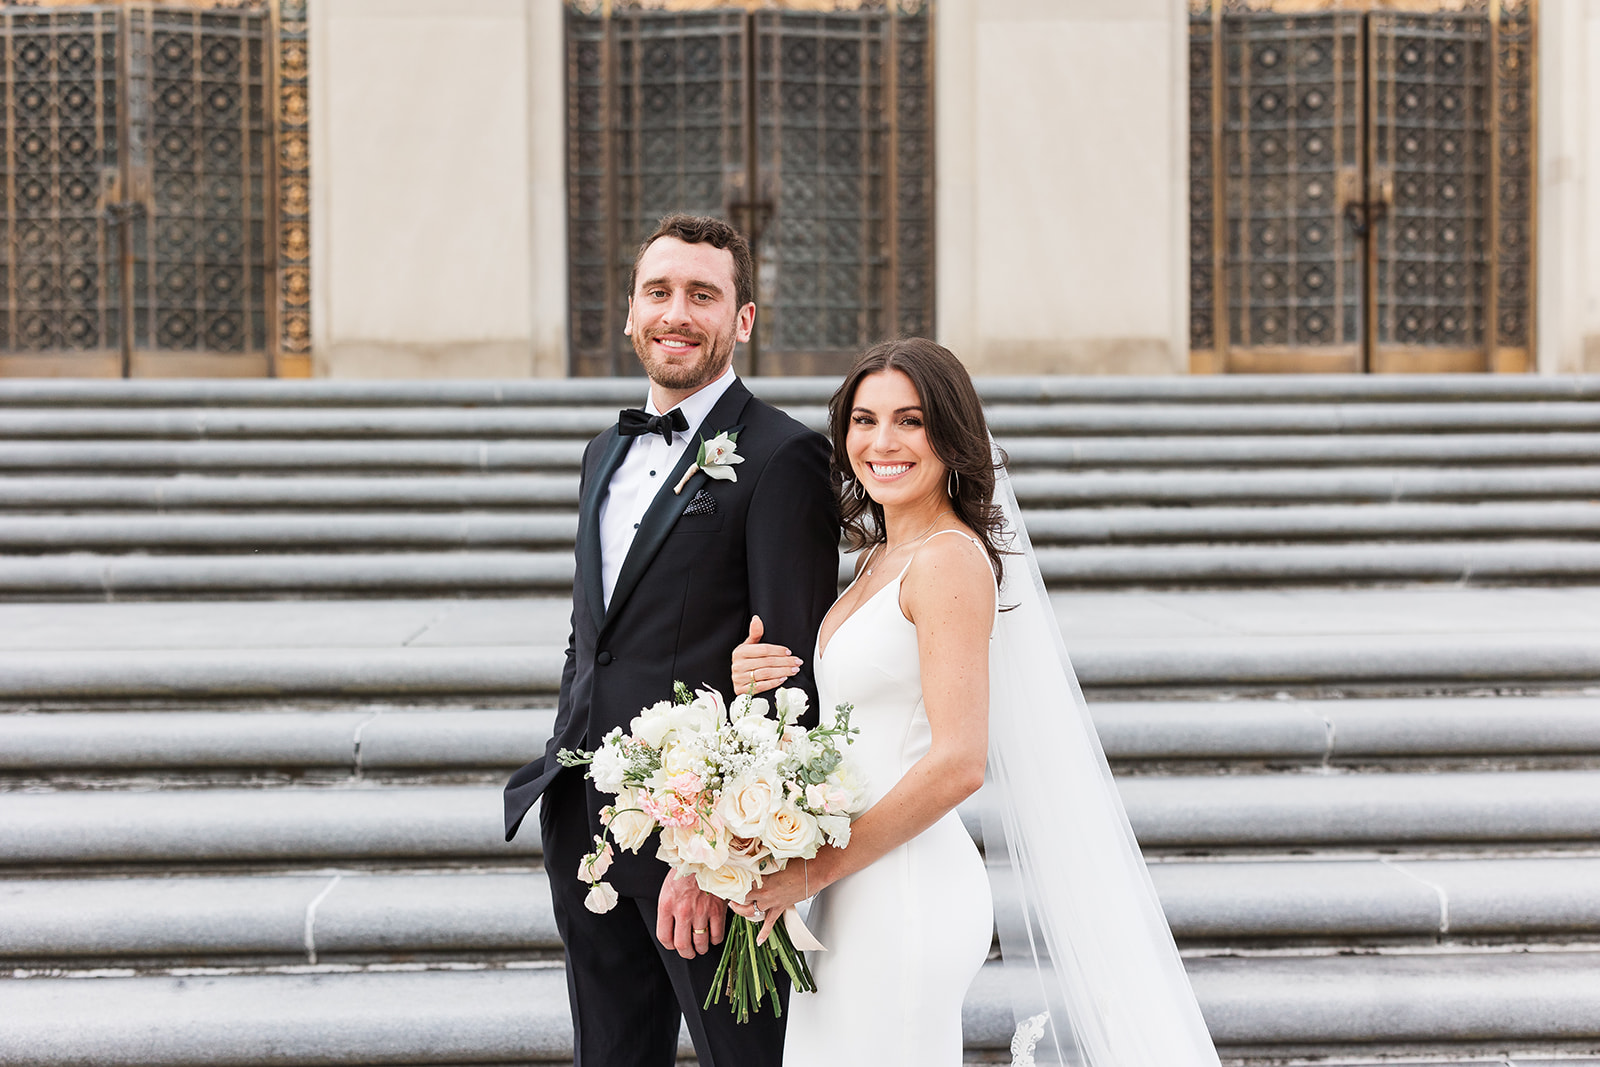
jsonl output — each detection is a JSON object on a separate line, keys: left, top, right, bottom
{"left": 625, "top": 235, "right": 755, "bottom": 407}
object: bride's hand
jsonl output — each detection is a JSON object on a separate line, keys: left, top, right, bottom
{"left": 730, "top": 614, "right": 802, "bottom": 696}
{"left": 729, "top": 858, "right": 814, "bottom": 945}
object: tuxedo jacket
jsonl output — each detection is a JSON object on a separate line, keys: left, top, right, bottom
{"left": 504, "top": 379, "right": 839, "bottom": 893}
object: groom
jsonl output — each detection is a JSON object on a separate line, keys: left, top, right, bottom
{"left": 504, "top": 214, "right": 839, "bottom": 1067}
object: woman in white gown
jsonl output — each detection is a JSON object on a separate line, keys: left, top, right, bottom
{"left": 732, "top": 339, "right": 1221, "bottom": 1067}
{"left": 731, "top": 338, "right": 1002, "bottom": 1066}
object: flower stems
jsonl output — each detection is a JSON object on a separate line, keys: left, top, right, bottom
{"left": 704, "top": 915, "right": 816, "bottom": 1023}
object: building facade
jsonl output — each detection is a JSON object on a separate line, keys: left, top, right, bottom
{"left": 3, "top": 0, "right": 1597, "bottom": 377}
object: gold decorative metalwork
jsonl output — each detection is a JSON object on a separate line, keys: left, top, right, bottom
{"left": 273, "top": 0, "right": 306, "bottom": 374}
{"left": 1190, "top": 0, "right": 1535, "bottom": 374}
{"left": 566, "top": 0, "right": 933, "bottom": 377}
{"left": 0, "top": 0, "right": 305, "bottom": 378}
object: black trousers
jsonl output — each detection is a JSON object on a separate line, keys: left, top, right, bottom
{"left": 541, "top": 769, "right": 788, "bottom": 1067}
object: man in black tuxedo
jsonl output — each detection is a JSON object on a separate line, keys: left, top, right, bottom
{"left": 504, "top": 214, "right": 839, "bottom": 1067}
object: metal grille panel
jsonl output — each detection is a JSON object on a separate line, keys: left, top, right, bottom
{"left": 1, "top": 7, "right": 121, "bottom": 354}
{"left": 132, "top": 5, "right": 271, "bottom": 355}
{"left": 1370, "top": 13, "right": 1490, "bottom": 355}
{"left": 567, "top": 9, "right": 744, "bottom": 377}
{"left": 1223, "top": 13, "right": 1363, "bottom": 365}
{"left": 566, "top": 1, "right": 932, "bottom": 378}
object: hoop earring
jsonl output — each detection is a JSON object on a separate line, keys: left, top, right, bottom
{"left": 851, "top": 479, "right": 866, "bottom": 501}
{"left": 947, "top": 469, "right": 960, "bottom": 498}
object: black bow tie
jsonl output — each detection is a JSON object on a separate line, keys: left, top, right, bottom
{"left": 618, "top": 406, "right": 689, "bottom": 444}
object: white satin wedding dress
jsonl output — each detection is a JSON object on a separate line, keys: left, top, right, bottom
{"left": 783, "top": 532, "right": 994, "bottom": 1067}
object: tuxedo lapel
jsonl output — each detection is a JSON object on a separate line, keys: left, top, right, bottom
{"left": 578, "top": 430, "right": 631, "bottom": 630}
{"left": 602, "top": 381, "right": 752, "bottom": 631}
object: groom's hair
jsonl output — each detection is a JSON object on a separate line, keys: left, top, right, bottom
{"left": 630, "top": 214, "right": 755, "bottom": 310}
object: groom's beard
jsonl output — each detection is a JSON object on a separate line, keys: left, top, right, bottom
{"left": 632, "top": 319, "right": 738, "bottom": 393}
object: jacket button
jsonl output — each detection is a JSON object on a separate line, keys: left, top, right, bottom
{"left": 596, "top": 651, "right": 613, "bottom": 666}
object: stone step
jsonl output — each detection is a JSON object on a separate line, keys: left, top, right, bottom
{"left": 1008, "top": 467, "right": 1600, "bottom": 503}
{"left": 0, "top": 439, "right": 591, "bottom": 473}
{"left": 0, "top": 475, "right": 578, "bottom": 510}
{"left": 6, "top": 855, "right": 1600, "bottom": 965}
{"left": 4, "top": 952, "right": 1600, "bottom": 1064}
{"left": 1121, "top": 769, "right": 1600, "bottom": 849}
{"left": 6, "top": 696, "right": 1599, "bottom": 774}
{"left": 6, "top": 467, "right": 1596, "bottom": 516}
{"left": 1034, "top": 541, "right": 1600, "bottom": 585}
{"left": 2, "top": 630, "right": 1595, "bottom": 701}
{"left": 0, "top": 708, "right": 556, "bottom": 773}
{"left": 8, "top": 543, "right": 1600, "bottom": 597}
{"left": 10, "top": 771, "right": 1600, "bottom": 868}
{"left": 0, "top": 551, "right": 576, "bottom": 596}
{"left": 4, "top": 503, "right": 1597, "bottom": 552}
{"left": 0, "top": 786, "right": 541, "bottom": 867}
{"left": 1092, "top": 695, "right": 1600, "bottom": 762}
{"left": 1002, "top": 432, "right": 1600, "bottom": 469}
{"left": 0, "top": 514, "right": 580, "bottom": 550}
{"left": 2, "top": 373, "right": 1598, "bottom": 407}
{"left": 7, "top": 400, "right": 1600, "bottom": 439}
{"left": 8, "top": 433, "right": 1600, "bottom": 474}
{"left": 1028, "top": 502, "right": 1600, "bottom": 543}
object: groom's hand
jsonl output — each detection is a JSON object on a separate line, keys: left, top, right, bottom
{"left": 657, "top": 870, "right": 726, "bottom": 959}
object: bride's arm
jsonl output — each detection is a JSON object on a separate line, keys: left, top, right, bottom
{"left": 735, "top": 534, "right": 993, "bottom": 936}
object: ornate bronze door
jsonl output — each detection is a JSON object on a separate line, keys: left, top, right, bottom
{"left": 566, "top": 0, "right": 933, "bottom": 377}
{"left": 1190, "top": 0, "right": 1535, "bottom": 374}
{"left": 0, "top": 0, "right": 308, "bottom": 377}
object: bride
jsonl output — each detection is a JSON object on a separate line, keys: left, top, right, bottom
{"left": 730, "top": 338, "right": 1219, "bottom": 1067}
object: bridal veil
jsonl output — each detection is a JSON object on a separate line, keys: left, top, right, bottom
{"left": 981, "top": 445, "right": 1220, "bottom": 1066}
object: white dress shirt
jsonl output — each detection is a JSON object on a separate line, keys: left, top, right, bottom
{"left": 598, "top": 365, "right": 738, "bottom": 609}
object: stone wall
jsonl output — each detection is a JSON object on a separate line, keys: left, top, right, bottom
{"left": 1536, "top": 0, "right": 1600, "bottom": 374}
{"left": 309, "top": 0, "right": 565, "bottom": 378}
{"left": 935, "top": 0, "right": 1188, "bottom": 376}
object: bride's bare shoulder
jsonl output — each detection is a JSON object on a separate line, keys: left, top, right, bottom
{"left": 900, "top": 527, "right": 993, "bottom": 619}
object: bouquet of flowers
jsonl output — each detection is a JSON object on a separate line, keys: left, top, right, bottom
{"left": 558, "top": 681, "right": 866, "bottom": 1023}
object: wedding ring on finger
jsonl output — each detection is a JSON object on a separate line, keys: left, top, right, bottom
{"left": 751, "top": 906, "right": 765, "bottom": 921}
{"left": 692, "top": 928, "right": 707, "bottom": 936}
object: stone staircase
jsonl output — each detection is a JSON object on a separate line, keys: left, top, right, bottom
{"left": 3, "top": 376, "right": 1600, "bottom": 1066}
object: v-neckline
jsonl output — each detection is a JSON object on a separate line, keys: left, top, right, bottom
{"left": 817, "top": 546, "right": 908, "bottom": 662}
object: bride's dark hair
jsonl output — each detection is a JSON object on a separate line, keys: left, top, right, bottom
{"left": 827, "top": 337, "right": 1009, "bottom": 583}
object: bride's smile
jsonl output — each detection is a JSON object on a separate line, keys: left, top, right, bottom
{"left": 845, "top": 369, "right": 950, "bottom": 523}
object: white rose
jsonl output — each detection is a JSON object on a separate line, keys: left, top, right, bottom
{"left": 655, "top": 825, "right": 687, "bottom": 867}
{"left": 604, "top": 789, "right": 656, "bottom": 852}
{"left": 677, "top": 827, "right": 729, "bottom": 869}
{"left": 816, "top": 814, "right": 852, "bottom": 848}
{"left": 695, "top": 861, "right": 756, "bottom": 903}
{"left": 763, "top": 802, "right": 823, "bottom": 860}
{"left": 722, "top": 834, "right": 771, "bottom": 872}
{"left": 774, "top": 687, "right": 809, "bottom": 725}
{"left": 716, "top": 777, "right": 778, "bottom": 839}
{"left": 584, "top": 882, "right": 619, "bottom": 914}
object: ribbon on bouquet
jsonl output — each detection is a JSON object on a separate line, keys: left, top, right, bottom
{"left": 781, "top": 906, "right": 825, "bottom": 951}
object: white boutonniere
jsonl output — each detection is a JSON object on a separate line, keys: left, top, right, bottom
{"left": 673, "top": 430, "right": 743, "bottom": 494}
